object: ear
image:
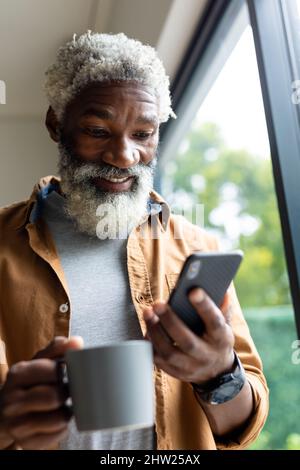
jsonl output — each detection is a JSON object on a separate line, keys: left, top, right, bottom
{"left": 45, "top": 106, "right": 60, "bottom": 142}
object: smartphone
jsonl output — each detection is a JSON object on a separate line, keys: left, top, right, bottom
{"left": 168, "top": 251, "right": 243, "bottom": 335}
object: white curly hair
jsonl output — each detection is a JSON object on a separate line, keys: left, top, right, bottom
{"left": 45, "top": 30, "right": 175, "bottom": 123}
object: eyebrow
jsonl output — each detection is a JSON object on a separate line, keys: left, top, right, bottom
{"left": 81, "top": 108, "right": 158, "bottom": 127}
{"left": 82, "top": 108, "right": 114, "bottom": 120}
{"left": 136, "top": 113, "right": 159, "bottom": 127}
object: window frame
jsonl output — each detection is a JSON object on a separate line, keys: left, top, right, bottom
{"left": 248, "top": 0, "right": 300, "bottom": 338}
{"left": 158, "top": 0, "right": 246, "bottom": 171}
{"left": 159, "top": 0, "right": 300, "bottom": 338}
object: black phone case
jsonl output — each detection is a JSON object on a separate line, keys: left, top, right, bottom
{"left": 168, "top": 251, "right": 243, "bottom": 335}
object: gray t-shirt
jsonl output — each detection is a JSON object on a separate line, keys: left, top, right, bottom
{"left": 42, "top": 191, "right": 154, "bottom": 450}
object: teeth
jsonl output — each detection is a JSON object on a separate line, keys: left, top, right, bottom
{"left": 103, "top": 176, "right": 130, "bottom": 183}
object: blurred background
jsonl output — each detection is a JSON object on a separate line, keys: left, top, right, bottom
{"left": 0, "top": 0, "right": 205, "bottom": 204}
{"left": 0, "top": 0, "right": 299, "bottom": 449}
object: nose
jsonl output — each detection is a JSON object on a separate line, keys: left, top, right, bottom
{"left": 101, "top": 137, "right": 139, "bottom": 169}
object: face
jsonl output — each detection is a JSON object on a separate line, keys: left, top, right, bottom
{"left": 61, "top": 81, "right": 159, "bottom": 190}
{"left": 48, "top": 82, "right": 160, "bottom": 238}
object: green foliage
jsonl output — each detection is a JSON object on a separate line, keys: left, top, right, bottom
{"left": 164, "top": 122, "right": 290, "bottom": 307}
{"left": 162, "top": 123, "right": 298, "bottom": 449}
{"left": 249, "top": 430, "right": 271, "bottom": 450}
{"left": 245, "top": 308, "right": 300, "bottom": 450}
{"left": 286, "top": 433, "right": 300, "bottom": 450}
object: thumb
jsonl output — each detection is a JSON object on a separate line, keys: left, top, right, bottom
{"left": 34, "top": 336, "right": 84, "bottom": 360}
{"left": 220, "top": 291, "right": 232, "bottom": 324}
{"left": 66, "top": 336, "right": 84, "bottom": 351}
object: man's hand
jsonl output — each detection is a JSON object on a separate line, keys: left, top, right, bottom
{"left": 144, "top": 288, "right": 255, "bottom": 437}
{"left": 143, "top": 288, "right": 235, "bottom": 384}
{"left": 0, "top": 336, "right": 83, "bottom": 450}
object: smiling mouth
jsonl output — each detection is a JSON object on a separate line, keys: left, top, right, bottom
{"left": 92, "top": 175, "right": 135, "bottom": 192}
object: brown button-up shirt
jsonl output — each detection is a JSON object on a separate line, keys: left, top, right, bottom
{"left": 0, "top": 176, "right": 268, "bottom": 450}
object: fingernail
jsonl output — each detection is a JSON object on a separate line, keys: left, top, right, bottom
{"left": 190, "top": 288, "right": 205, "bottom": 303}
{"left": 143, "top": 308, "right": 153, "bottom": 321}
{"left": 153, "top": 303, "right": 166, "bottom": 315}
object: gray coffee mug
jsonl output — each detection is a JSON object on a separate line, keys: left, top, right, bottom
{"left": 65, "top": 340, "right": 154, "bottom": 432}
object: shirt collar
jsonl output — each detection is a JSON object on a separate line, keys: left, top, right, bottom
{"left": 17, "top": 176, "right": 170, "bottom": 231}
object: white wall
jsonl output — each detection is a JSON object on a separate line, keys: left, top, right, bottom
{"left": 0, "top": 0, "right": 175, "bottom": 207}
{"left": 106, "top": 0, "right": 173, "bottom": 46}
{"left": 0, "top": 0, "right": 207, "bottom": 207}
{"left": 0, "top": 118, "right": 57, "bottom": 206}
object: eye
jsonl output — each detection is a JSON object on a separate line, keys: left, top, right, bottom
{"left": 133, "top": 131, "right": 153, "bottom": 140}
{"left": 84, "top": 127, "right": 110, "bottom": 138}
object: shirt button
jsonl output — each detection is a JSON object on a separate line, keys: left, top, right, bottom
{"left": 59, "top": 303, "right": 69, "bottom": 314}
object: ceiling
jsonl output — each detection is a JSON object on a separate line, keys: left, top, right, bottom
{"left": 0, "top": 0, "right": 207, "bottom": 119}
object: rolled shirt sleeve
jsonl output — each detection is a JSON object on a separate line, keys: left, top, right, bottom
{"left": 215, "top": 284, "right": 269, "bottom": 449}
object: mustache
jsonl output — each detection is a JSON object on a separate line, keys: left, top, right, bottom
{"left": 57, "top": 139, "right": 158, "bottom": 184}
{"left": 71, "top": 158, "right": 157, "bottom": 184}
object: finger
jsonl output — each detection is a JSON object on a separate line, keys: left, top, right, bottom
{"left": 19, "top": 426, "right": 69, "bottom": 450}
{"left": 143, "top": 307, "right": 161, "bottom": 342}
{"left": 34, "top": 336, "right": 84, "bottom": 360}
{"left": 153, "top": 302, "right": 200, "bottom": 357}
{"left": 8, "top": 407, "right": 70, "bottom": 441}
{"left": 220, "top": 291, "right": 232, "bottom": 324}
{"left": 145, "top": 313, "right": 182, "bottom": 362}
{"left": 220, "top": 291, "right": 230, "bottom": 312}
{"left": 143, "top": 306, "right": 160, "bottom": 328}
{"left": 144, "top": 305, "right": 196, "bottom": 368}
{"left": 33, "top": 337, "right": 68, "bottom": 359}
{"left": 3, "top": 384, "right": 68, "bottom": 417}
{"left": 143, "top": 306, "right": 173, "bottom": 344}
{"left": 6, "top": 359, "right": 58, "bottom": 389}
{"left": 145, "top": 315, "right": 173, "bottom": 352}
{"left": 188, "top": 288, "right": 226, "bottom": 338}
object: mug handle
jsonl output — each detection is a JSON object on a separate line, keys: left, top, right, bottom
{"left": 55, "top": 357, "right": 73, "bottom": 418}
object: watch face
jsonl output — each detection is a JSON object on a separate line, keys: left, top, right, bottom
{"left": 192, "top": 352, "right": 246, "bottom": 405}
{"left": 210, "top": 378, "right": 244, "bottom": 405}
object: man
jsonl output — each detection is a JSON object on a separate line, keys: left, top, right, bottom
{"left": 0, "top": 31, "right": 268, "bottom": 450}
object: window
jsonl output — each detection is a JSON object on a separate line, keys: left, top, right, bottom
{"left": 159, "top": 0, "right": 300, "bottom": 450}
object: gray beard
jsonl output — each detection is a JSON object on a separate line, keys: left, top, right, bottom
{"left": 57, "top": 144, "right": 157, "bottom": 239}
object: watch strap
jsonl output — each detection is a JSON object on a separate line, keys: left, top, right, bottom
{"left": 191, "top": 351, "right": 246, "bottom": 404}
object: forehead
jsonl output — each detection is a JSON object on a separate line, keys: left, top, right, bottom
{"left": 67, "top": 81, "right": 159, "bottom": 117}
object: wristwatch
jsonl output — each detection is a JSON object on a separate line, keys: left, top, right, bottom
{"left": 191, "top": 351, "right": 246, "bottom": 405}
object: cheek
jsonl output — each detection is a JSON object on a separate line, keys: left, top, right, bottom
{"left": 70, "top": 133, "right": 103, "bottom": 160}
{"left": 140, "top": 136, "right": 159, "bottom": 164}
{"left": 139, "top": 148, "right": 157, "bottom": 165}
